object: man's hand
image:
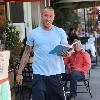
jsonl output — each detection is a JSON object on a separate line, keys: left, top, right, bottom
{"left": 16, "top": 74, "right": 23, "bottom": 85}
{"left": 61, "top": 50, "right": 71, "bottom": 57}
{"left": 71, "top": 67, "right": 81, "bottom": 72}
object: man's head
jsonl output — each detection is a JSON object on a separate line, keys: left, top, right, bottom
{"left": 41, "top": 7, "right": 55, "bottom": 30}
{"left": 72, "top": 40, "right": 82, "bottom": 52}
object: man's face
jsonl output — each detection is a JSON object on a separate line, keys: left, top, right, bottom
{"left": 41, "top": 8, "right": 55, "bottom": 29}
{"left": 73, "top": 44, "right": 81, "bottom": 52}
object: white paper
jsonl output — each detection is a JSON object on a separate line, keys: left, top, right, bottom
{"left": 0, "top": 51, "right": 10, "bottom": 80}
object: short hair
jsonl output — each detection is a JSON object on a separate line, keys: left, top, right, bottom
{"left": 44, "top": 6, "right": 54, "bottom": 10}
{"left": 41, "top": 6, "right": 54, "bottom": 14}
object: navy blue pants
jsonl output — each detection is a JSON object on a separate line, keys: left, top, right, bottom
{"left": 32, "top": 74, "right": 66, "bottom": 100}
{"left": 70, "top": 71, "right": 84, "bottom": 97}
{"left": 62, "top": 71, "right": 84, "bottom": 97}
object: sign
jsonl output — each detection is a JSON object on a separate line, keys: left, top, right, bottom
{"left": 0, "top": 51, "right": 10, "bottom": 80}
{"left": 4, "top": 0, "right": 44, "bottom": 2}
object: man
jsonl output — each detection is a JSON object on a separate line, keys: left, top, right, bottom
{"left": 16, "top": 7, "right": 68, "bottom": 100}
{"left": 63, "top": 40, "right": 91, "bottom": 100}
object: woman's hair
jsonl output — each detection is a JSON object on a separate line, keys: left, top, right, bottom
{"left": 69, "top": 27, "right": 75, "bottom": 33}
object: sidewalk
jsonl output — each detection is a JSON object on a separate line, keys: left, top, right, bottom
{"left": 15, "top": 57, "right": 100, "bottom": 100}
{"left": 76, "top": 57, "right": 100, "bottom": 100}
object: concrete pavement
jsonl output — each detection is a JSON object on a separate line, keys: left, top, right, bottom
{"left": 76, "top": 57, "right": 100, "bottom": 100}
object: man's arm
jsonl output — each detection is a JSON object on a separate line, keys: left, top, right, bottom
{"left": 18, "top": 45, "right": 32, "bottom": 75}
{"left": 81, "top": 52, "right": 91, "bottom": 75}
{"left": 16, "top": 45, "right": 32, "bottom": 84}
{"left": 64, "top": 41, "right": 68, "bottom": 45}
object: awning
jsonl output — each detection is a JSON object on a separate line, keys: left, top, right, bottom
{"left": 56, "top": 0, "right": 100, "bottom": 3}
{"left": 55, "top": 0, "right": 100, "bottom": 9}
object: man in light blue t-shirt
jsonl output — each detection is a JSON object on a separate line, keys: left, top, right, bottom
{"left": 16, "top": 6, "right": 68, "bottom": 100}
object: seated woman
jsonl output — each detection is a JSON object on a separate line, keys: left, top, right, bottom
{"left": 67, "top": 28, "right": 80, "bottom": 45}
{"left": 62, "top": 40, "right": 91, "bottom": 100}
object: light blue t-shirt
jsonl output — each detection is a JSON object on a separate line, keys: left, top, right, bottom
{"left": 26, "top": 26, "right": 67, "bottom": 76}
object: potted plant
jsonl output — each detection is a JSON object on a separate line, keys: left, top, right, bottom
{"left": 1, "top": 21, "right": 22, "bottom": 69}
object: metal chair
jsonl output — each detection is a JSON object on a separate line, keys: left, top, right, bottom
{"left": 22, "top": 64, "right": 33, "bottom": 100}
{"left": 77, "top": 70, "right": 92, "bottom": 98}
{"left": 16, "top": 64, "right": 33, "bottom": 100}
{"left": 86, "top": 49, "right": 98, "bottom": 66}
{"left": 62, "top": 70, "right": 92, "bottom": 98}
